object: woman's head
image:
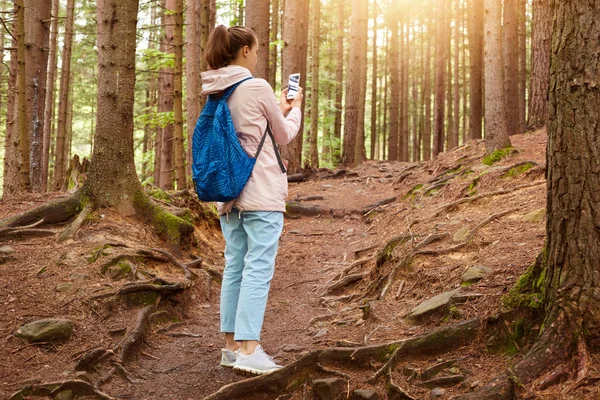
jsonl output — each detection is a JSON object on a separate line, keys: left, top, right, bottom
{"left": 205, "top": 25, "right": 258, "bottom": 72}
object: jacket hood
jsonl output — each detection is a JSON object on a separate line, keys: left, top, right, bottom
{"left": 201, "top": 66, "right": 253, "bottom": 96}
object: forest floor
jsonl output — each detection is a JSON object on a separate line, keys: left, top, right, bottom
{"left": 1, "top": 128, "right": 598, "bottom": 400}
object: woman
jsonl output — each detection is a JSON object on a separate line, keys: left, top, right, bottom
{"left": 201, "top": 25, "right": 304, "bottom": 375}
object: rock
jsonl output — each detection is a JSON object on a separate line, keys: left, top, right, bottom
{"left": 421, "top": 375, "right": 466, "bottom": 389}
{"left": 313, "top": 328, "right": 328, "bottom": 338}
{"left": 452, "top": 227, "right": 471, "bottom": 243}
{"left": 0, "top": 245, "right": 15, "bottom": 255}
{"left": 353, "top": 389, "right": 381, "bottom": 399}
{"left": 75, "top": 371, "right": 93, "bottom": 383}
{"left": 523, "top": 208, "right": 546, "bottom": 223}
{"left": 54, "top": 390, "right": 73, "bottom": 400}
{"left": 430, "top": 388, "right": 445, "bottom": 398}
{"left": 108, "top": 260, "right": 133, "bottom": 280}
{"left": 321, "top": 184, "right": 333, "bottom": 189}
{"left": 408, "top": 289, "right": 461, "bottom": 318}
{"left": 461, "top": 265, "right": 492, "bottom": 284}
{"left": 55, "top": 283, "right": 74, "bottom": 293}
{"left": 313, "top": 378, "right": 346, "bottom": 400}
{"left": 282, "top": 344, "right": 305, "bottom": 352}
{"left": 15, "top": 319, "right": 74, "bottom": 343}
{"left": 69, "top": 272, "right": 90, "bottom": 282}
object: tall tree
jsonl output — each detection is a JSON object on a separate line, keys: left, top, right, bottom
{"left": 432, "top": 0, "right": 449, "bottom": 156}
{"left": 54, "top": 0, "right": 75, "bottom": 190}
{"left": 332, "top": 0, "right": 345, "bottom": 165}
{"left": 307, "top": 0, "right": 320, "bottom": 167}
{"left": 369, "top": 3, "right": 378, "bottom": 160}
{"left": 400, "top": 15, "right": 409, "bottom": 162}
{"left": 341, "top": 0, "right": 368, "bottom": 166}
{"left": 452, "top": 0, "right": 460, "bottom": 149}
{"left": 185, "top": 0, "right": 198, "bottom": 182}
{"left": 159, "top": 0, "right": 175, "bottom": 190}
{"left": 504, "top": 0, "right": 520, "bottom": 136}
{"left": 527, "top": 0, "right": 553, "bottom": 130}
{"left": 281, "top": 0, "right": 309, "bottom": 172}
{"left": 518, "top": 0, "right": 527, "bottom": 133}
{"left": 422, "top": 9, "right": 432, "bottom": 160}
{"left": 43, "top": 0, "right": 60, "bottom": 188}
{"left": 245, "top": 0, "right": 270, "bottom": 80}
{"left": 387, "top": 0, "right": 399, "bottom": 161}
{"left": 3, "top": 18, "right": 20, "bottom": 196}
{"left": 483, "top": 0, "right": 511, "bottom": 153}
{"left": 468, "top": 0, "right": 483, "bottom": 140}
{"left": 15, "top": 0, "right": 29, "bottom": 190}
{"left": 171, "top": 0, "right": 185, "bottom": 189}
{"left": 268, "top": 0, "right": 280, "bottom": 87}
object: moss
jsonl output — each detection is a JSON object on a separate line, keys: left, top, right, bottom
{"left": 403, "top": 183, "right": 424, "bottom": 200}
{"left": 147, "top": 188, "right": 172, "bottom": 204}
{"left": 467, "top": 178, "right": 479, "bottom": 197}
{"left": 502, "top": 252, "right": 546, "bottom": 310}
{"left": 376, "top": 235, "right": 411, "bottom": 268}
{"left": 378, "top": 343, "right": 402, "bottom": 362}
{"left": 483, "top": 147, "right": 515, "bottom": 166}
{"left": 88, "top": 243, "right": 113, "bottom": 263}
{"left": 503, "top": 163, "right": 534, "bottom": 178}
{"left": 125, "top": 290, "right": 160, "bottom": 307}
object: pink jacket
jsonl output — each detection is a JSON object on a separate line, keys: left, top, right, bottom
{"left": 200, "top": 66, "right": 302, "bottom": 214}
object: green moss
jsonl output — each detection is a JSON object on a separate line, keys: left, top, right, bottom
{"left": 376, "top": 235, "right": 411, "bottom": 268}
{"left": 502, "top": 252, "right": 546, "bottom": 310}
{"left": 147, "top": 188, "right": 172, "bottom": 204}
{"left": 403, "top": 184, "right": 424, "bottom": 200}
{"left": 125, "top": 291, "right": 159, "bottom": 307}
{"left": 467, "top": 178, "right": 479, "bottom": 197}
{"left": 483, "top": 147, "right": 515, "bottom": 166}
{"left": 503, "top": 163, "right": 534, "bottom": 178}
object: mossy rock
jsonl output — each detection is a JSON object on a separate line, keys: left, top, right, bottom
{"left": 523, "top": 208, "right": 546, "bottom": 223}
{"left": 55, "top": 283, "right": 74, "bottom": 293}
{"left": 452, "top": 227, "right": 471, "bottom": 243}
{"left": 461, "top": 265, "right": 492, "bottom": 285}
{"left": 108, "top": 260, "right": 134, "bottom": 280}
{"left": 503, "top": 162, "right": 534, "bottom": 178}
{"left": 15, "top": 319, "right": 74, "bottom": 343}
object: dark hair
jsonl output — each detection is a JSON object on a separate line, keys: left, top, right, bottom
{"left": 205, "top": 25, "right": 257, "bottom": 70}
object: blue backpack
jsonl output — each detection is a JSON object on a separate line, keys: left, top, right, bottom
{"left": 192, "top": 77, "right": 286, "bottom": 202}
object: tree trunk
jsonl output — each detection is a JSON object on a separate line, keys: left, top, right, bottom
{"left": 503, "top": 0, "right": 520, "bottom": 136}
{"left": 185, "top": 0, "right": 198, "bottom": 185}
{"left": 518, "top": 0, "right": 527, "bottom": 134}
{"left": 23, "top": 0, "right": 52, "bottom": 192}
{"left": 15, "top": 0, "right": 30, "bottom": 190}
{"left": 468, "top": 0, "right": 483, "bottom": 140}
{"left": 432, "top": 0, "right": 448, "bottom": 157}
{"left": 483, "top": 0, "right": 511, "bottom": 153}
{"left": 387, "top": 0, "right": 399, "bottom": 162}
{"left": 86, "top": 0, "right": 141, "bottom": 208}
{"left": 401, "top": 16, "right": 409, "bottom": 162}
{"left": 342, "top": 0, "right": 368, "bottom": 167}
{"left": 461, "top": 0, "right": 468, "bottom": 143}
{"left": 307, "top": 0, "right": 319, "bottom": 168}
{"left": 3, "top": 19, "right": 20, "bottom": 197}
{"left": 268, "top": 0, "right": 280, "bottom": 87}
{"left": 422, "top": 11, "right": 432, "bottom": 160}
{"left": 245, "top": 0, "right": 270, "bottom": 80}
{"left": 43, "top": 0, "right": 59, "bottom": 189}
{"left": 527, "top": 0, "right": 552, "bottom": 130}
{"left": 452, "top": 0, "right": 460, "bottom": 149}
{"left": 332, "top": 0, "right": 344, "bottom": 165}
{"left": 172, "top": 0, "right": 186, "bottom": 190}
{"left": 198, "top": 0, "right": 212, "bottom": 122}
{"left": 54, "top": 0, "right": 75, "bottom": 190}
{"left": 369, "top": 4, "right": 377, "bottom": 161}
{"left": 159, "top": 0, "right": 175, "bottom": 190}
{"left": 281, "top": 0, "right": 309, "bottom": 173}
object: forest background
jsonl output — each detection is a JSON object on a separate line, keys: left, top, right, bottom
{"left": 0, "top": 0, "right": 548, "bottom": 197}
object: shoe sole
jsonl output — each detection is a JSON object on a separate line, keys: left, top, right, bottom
{"left": 233, "top": 366, "right": 279, "bottom": 376}
{"left": 220, "top": 362, "right": 235, "bottom": 368}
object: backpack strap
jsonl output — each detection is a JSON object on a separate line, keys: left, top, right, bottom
{"left": 221, "top": 76, "right": 254, "bottom": 100}
{"left": 254, "top": 125, "right": 287, "bottom": 174}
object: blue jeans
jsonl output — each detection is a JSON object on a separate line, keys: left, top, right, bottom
{"left": 219, "top": 210, "right": 284, "bottom": 341}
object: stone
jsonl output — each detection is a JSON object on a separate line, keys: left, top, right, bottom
{"left": 313, "top": 378, "right": 346, "bottom": 400}
{"left": 461, "top": 265, "right": 492, "bottom": 284}
{"left": 313, "top": 328, "right": 328, "bottom": 338}
{"left": 352, "top": 389, "right": 381, "bottom": 400}
{"left": 55, "top": 283, "right": 74, "bottom": 293}
{"left": 452, "top": 227, "right": 471, "bottom": 243}
{"left": 15, "top": 319, "right": 74, "bottom": 343}
{"left": 108, "top": 260, "right": 133, "bottom": 280}
{"left": 430, "top": 388, "right": 445, "bottom": 398}
{"left": 408, "top": 289, "right": 461, "bottom": 318}
{"left": 282, "top": 344, "right": 305, "bottom": 352}
{"left": 0, "top": 245, "right": 15, "bottom": 255}
{"left": 54, "top": 390, "right": 73, "bottom": 400}
{"left": 523, "top": 208, "right": 546, "bottom": 223}
{"left": 69, "top": 273, "right": 90, "bottom": 282}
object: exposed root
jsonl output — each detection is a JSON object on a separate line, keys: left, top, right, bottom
{"left": 330, "top": 257, "right": 372, "bottom": 282}
{"left": 375, "top": 234, "right": 416, "bottom": 269}
{"left": 409, "top": 181, "right": 545, "bottom": 228}
{"left": 367, "top": 343, "right": 404, "bottom": 384}
{"left": 285, "top": 201, "right": 323, "bottom": 217}
{"left": 150, "top": 247, "right": 192, "bottom": 280}
{"left": 386, "top": 373, "right": 416, "bottom": 400}
{"left": 315, "top": 364, "right": 351, "bottom": 380}
{"left": 0, "top": 218, "right": 45, "bottom": 233}
{"left": 9, "top": 380, "right": 114, "bottom": 400}
{"left": 203, "top": 319, "right": 480, "bottom": 400}
{"left": 74, "top": 349, "right": 115, "bottom": 371}
{"left": 58, "top": 202, "right": 94, "bottom": 242}
{"left": 535, "top": 364, "right": 570, "bottom": 391}
{"left": 323, "top": 272, "right": 368, "bottom": 295}
{"left": 0, "top": 228, "right": 57, "bottom": 241}
{"left": 362, "top": 196, "right": 397, "bottom": 214}
{"left": 120, "top": 304, "right": 156, "bottom": 361}
{"left": 0, "top": 192, "right": 83, "bottom": 228}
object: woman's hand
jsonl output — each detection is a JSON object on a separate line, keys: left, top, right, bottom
{"left": 279, "top": 87, "right": 304, "bottom": 115}
{"left": 291, "top": 87, "right": 304, "bottom": 109}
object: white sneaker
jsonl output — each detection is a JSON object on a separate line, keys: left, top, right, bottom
{"left": 233, "top": 345, "right": 283, "bottom": 375}
{"left": 220, "top": 348, "right": 237, "bottom": 367}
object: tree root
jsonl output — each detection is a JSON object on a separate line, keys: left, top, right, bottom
{"left": 323, "top": 272, "right": 368, "bottom": 295}
{"left": 329, "top": 257, "right": 372, "bottom": 282}
{"left": 367, "top": 343, "right": 404, "bottom": 384}
{"left": 409, "top": 181, "right": 545, "bottom": 228}
{"left": 386, "top": 373, "right": 416, "bottom": 400}
{"left": 58, "top": 202, "right": 93, "bottom": 242}
{"left": 0, "top": 228, "right": 57, "bottom": 241}
{"left": 120, "top": 304, "right": 156, "bottom": 361}
{"left": 9, "top": 379, "right": 114, "bottom": 400}
{"left": 285, "top": 201, "right": 323, "bottom": 217}
{"left": 0, "top": 192, "right": 83, "bottom": 228}
{"left": 204, "top": 319, "right": 480, "bottom": 400}
{"left": 362, "top": 196, "right": 397, "bottom": 214}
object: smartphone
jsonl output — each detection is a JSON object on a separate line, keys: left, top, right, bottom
{"left": 286, "top": 73, "right": 300, "bottom": 100}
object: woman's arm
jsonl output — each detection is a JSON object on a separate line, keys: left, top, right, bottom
{"left": 258, "top": 80, "right": 304, "bottom": 145}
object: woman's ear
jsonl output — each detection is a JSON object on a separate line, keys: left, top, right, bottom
{"left": 243, "top": 45, "right": 250, "bottom": 57}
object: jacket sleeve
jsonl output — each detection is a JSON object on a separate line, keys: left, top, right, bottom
{"left": 257, "top": 80, "right": 302, "bottom": 145}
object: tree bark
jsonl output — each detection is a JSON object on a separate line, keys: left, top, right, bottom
{"left": 43, "top": 0, "right": 59, "bottom": 189}
{"left": 468, "top": 0, "right": 483, "bottom": 140}
{"left": 3, "top": 17, "right": 20, "bottom": 197}
{"left": 370, "top": 3, "right": 377, "bottom": 160}
{"left": 483, "top": 0, "right": 511, "bottom": 153}
{"left": 307, "top": 0, "right": 320, "bottom": 168}
{"left": 387, "top": 0, "right": 399, "bottom": 162}
{"left": 332, "top": 0, "right": 345, "bottom": 165}
{"left": 86, "top": 0, "right": 141, "bottom": 209}
{"left": 527, "top": 0, "right": 552, "bottom": 130}
{"left": 16, "top": 0, "right": 30, "bottom": 191}
{"left": 268, "top": 0, "right": 280, "bottom": 87}
{"left": 281, "top": 0, "right": 309, "bottom": 173}
{"left": 504, "top": 0, "right": 520, "bottom": 136}
{"left": 185, "top": 0, "right": 198, "bottom": 184}
{"left": 172, "top": 0, "right": 186, "bottom": 190}
{"left": 159, "top": 0, "right": 175, "bottom": 190}
{"left": 422, "top": 9, "right": 432, "bottom": 160}
{"left": 400, "top": 15, "right": 409, "bottom": 162}
{"left": 518, "top": 0, "right": 527, "bottom": 134}
{"left": 452, "top": 0, "right": 460, "bottom": 149}
{"left": 341, "top": 0, "right": 368, "bottom": 167}
{"left": 432, "top": 0, "right": 448, "bottom": 156}
{"left": 54, "top": 0, "right": 75, "bottom": 190}
{"left": 245, "top": 0, "right": 270, "bottom": 80}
